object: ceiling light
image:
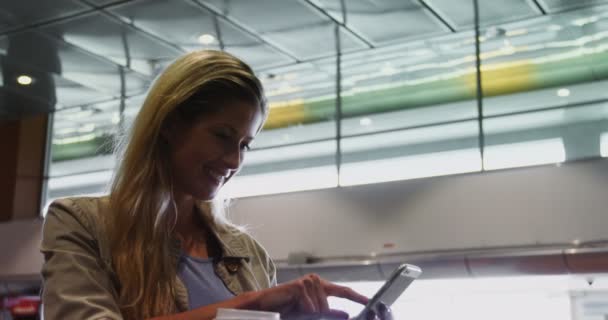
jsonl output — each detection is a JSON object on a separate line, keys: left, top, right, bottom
{"left": 485, "top": 27, "right": 506, "bottom": 38}
{"left": 557, "top": 88, "right": 570, "bottom": 97}
{"left": 111, "top": 112, "right": 121, "bottom": 124}
{"left": 197, "top": 34, "right": 215, "bottom": 45}
{"left": 547, "top": 25, "right": 562, "bottom": 32}
{"left": 359, "top": 117, "right": 372, "bottom": 126}
{"left": 483, "top": 138, "right": 565, "bottom": 170}
{"left": 381, "top": 63, "right": 397, "bottom": 76}
{"left": 222, "top": 166, "right": 337, "bottom": 198}
{"left": 78, "top": 123, "right": 96, "bottom": 133}
{"left": 17, "top": 75, "right": 33, "bottom": 85}
{"left": 506, "top": 28, "right": 527, "bottom": 37}
{"left": 601, "top": 133, "right": 608, "bottom": 157}
{"left": 339, "top": 149, "right": 482, "bottom": 187}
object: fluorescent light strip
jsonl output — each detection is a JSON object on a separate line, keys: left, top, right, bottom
{"left": 223, "top": 166, "right": 338, "bottom": 198}
{"left": 45, "top": 139, "right": 571, "bottom": 200}
{"left": 484, "top": 138, "right": 565, "bottom": 170}
{"left": 339, "top": 149, "right": 482, "bottom": 187}
{"left": 48, "top": 170, "right": 113, "bottom": 190}
{"left": 601, "top": 132, "right": 608, "bottom": 158}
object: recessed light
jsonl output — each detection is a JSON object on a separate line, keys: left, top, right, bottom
{"left": 197, "top": 34, "right": 215, "bottom": 45}
{"left": 557, "top": 88, "right": 570, "bottom": 97}
{"left": 17, "top": 75, "right": 33, "bottom": 85}
{"left": 359, "top": 117, "right": 372, "bottom": 126}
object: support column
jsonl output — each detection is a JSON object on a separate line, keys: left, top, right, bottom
{"left": 0, "top": 113, "right": 48, "bottom": 221}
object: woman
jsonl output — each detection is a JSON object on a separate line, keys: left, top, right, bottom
{"left": 41, "top": 50, "right": 391, "bottom": 320}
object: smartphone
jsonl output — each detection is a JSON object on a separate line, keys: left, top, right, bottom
{"left": 354, "top": 264, "right": 422, "bottom": 320}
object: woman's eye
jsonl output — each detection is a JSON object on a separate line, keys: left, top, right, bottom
{"left": 216, "top": 131, "right": 250, "bottom": 151}
{"left": 215, "top": 132, "right": 231, "bottom": 140}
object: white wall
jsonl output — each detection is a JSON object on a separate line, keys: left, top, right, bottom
{"left": 229, "top": 159, "right": 608, "bottom": 261}
{"left": 2, "top": 159, "right": 608, "bottom": 280}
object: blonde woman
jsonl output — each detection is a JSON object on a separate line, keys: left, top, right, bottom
{"left": 40, "top": 51, "right": 392, "bottom": 320}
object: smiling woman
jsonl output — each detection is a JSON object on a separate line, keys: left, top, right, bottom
{"left": 39, "top": 50, "right": 386, "bottom": 320}
{"left": 165, "top": 99, "right": 263, "bottom": 201}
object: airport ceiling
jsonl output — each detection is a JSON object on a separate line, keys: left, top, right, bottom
{"left": 0, "top": 0, "right": 606, "bottom": 121}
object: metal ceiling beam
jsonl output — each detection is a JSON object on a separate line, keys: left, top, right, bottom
{"left": 301, "top": 0, "right": 375, "bottom": 49}
{"left": 418, "top": 0, "right": 457, "bottom": 32}
{"left": 190, "top": 0, "right": 301, "bottom": 63}
{"left": 528, "top": 0, "right": 548, "bottom": 15}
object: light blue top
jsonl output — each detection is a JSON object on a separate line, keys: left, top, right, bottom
{"left": 177, "top": 254, "right": 235, "bottom": 310}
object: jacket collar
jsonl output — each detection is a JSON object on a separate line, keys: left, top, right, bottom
{"left": 170, "top": 202, "right": 250, "bottom": 263}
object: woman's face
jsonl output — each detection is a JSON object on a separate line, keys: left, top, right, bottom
{"left": 167, "top": 100, "right": 264, "bottom": 200}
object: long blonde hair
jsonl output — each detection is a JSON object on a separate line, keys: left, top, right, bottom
{"left": 107, "top": 50, "right": 267, "bottom": 319}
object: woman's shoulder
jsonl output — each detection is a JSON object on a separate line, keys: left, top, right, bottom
{"left": 44, "top": 196, "right": 112, "bottom": 246}
{"left": 48, "top": 195, "right": 111, "bottom": 224}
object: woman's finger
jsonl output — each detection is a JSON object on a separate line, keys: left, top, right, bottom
{"left": 308, "top": 274, "right": 330, "bottom": 314}
{"left": 323, "top": 282, "right": 369, "bottom": 305}
{"left": 298, "top": 277, "right": 318, "bottom": 313}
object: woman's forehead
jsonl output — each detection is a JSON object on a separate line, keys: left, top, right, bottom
{"left": 193, "top": 100, "right": 264, "bottom": 135}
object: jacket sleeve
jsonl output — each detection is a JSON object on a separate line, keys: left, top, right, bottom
{"left": 40, "top": 199, "right": 122, "bottom": 320}
{"left": 247, "top": 233, "right": 278, "bottom": 288}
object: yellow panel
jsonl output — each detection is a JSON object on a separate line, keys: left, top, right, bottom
{"left": 464, "top": 60, "right": 537, "bottom": 97}
{"left": 263, "top": 99, "right": 307, "bottom": 129}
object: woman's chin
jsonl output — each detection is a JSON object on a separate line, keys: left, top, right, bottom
{"left": 191, "top": 186, "right": 220, "bottom": 201}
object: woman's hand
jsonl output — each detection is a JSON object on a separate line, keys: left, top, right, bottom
{"left": 247, "top": 274, "right": 368, "bottom": 319}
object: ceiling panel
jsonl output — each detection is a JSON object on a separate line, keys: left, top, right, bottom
{"left": 0, "top": 0, "right": 89, "bottom": 34}
{"left": 312, "top": 0, "right": 448, "bottom": 45}
{"left": 260, "top": 61, "right": 335, "bottom": 102}
{"left": 110, "top": 0, "right": 292, "bottom": 69}
{"left": 54, "top": 77, "right": 114, "bottom": 109}
{"left": 425, "top": 0, "right": 540, "bottom": 29}
{"left": 541, "top": 0, "right": 608, "bottom": 13}
{"left": 40, "top": 12, "right": 183, "bottom": 76}
{"left": 210, "top": 18, "right": 294, "bottom": 68}
{"left": 110, "top": 0, "right": 221, "bottom": 51}
{"left": 57, "top": 44, "right": 149, "bottom": 97}
{"left": 204, "top": 0, "right": 326, "bottom": 33}
{"left": 202, "top": 0, "right": 367, "bottom": 59}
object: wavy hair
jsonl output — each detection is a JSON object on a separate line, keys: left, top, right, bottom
{"left": 107, "top": 50, "right": 267, "bottom": 319}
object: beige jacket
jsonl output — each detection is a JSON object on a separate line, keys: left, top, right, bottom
{"left": 40, "top": 196, "right": 277, "bottom": 320}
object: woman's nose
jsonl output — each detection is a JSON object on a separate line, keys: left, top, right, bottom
{"left": 222, "top": 145, "right": 242, "bottom": 170}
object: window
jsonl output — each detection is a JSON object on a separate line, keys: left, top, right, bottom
{"left": 43, "top": 1, "right": 608, "bottom": 204}
{"left": 331, "top": 274, "right": 608, "bottom": 320}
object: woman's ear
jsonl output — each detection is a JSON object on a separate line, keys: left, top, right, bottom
{"left": 161, "top": 114, "right": 182, "bottom": 144}
{"left": 161, "top": 121, "right": 178, "bottom": 144}
{"left": 161, "top": 127, "right": 172, "bottom": 143}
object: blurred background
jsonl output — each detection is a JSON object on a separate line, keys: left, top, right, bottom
{"left": 1, "top": 0, "right": 608, "bottom": 319}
